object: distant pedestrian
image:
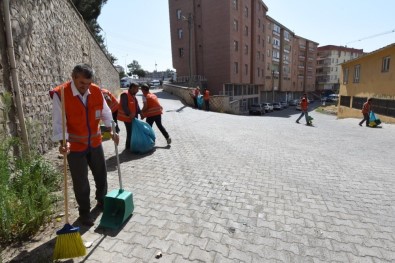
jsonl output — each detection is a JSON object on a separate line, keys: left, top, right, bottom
{"left": 296, "top": 93, "right": 311, "bottom": 125}
{"left": 117, "top": 82, "right": 141, "bottom": 150}
{"left": 101, "top": 88, "right": 120, "bottom": 133}
{"left": 141, "top": 84, "right": 171, "bottom": 145}
{"left": 203, "top": 88, "right": 210, "bottom": 111}
{"left": 359, "top": 98, "right": 372, "bottom": 127}
{"left": 190, "top": 86, "right": 200, "bottom": 109}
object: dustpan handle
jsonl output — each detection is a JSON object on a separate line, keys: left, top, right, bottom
{"left": 112, "top": 121, "right": 123, "bottom": 190}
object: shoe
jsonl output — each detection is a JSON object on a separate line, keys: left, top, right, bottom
{"left": 79, "top": 214, "right": 94, "bottom": 227}
{"left": 359, "top": 123, "right": 362, "bottom": 126}
{"left": 296, "top": 121, "right": 300, "bottom": 124}
{"left": 95, "top": 201, "right": 104, "bottom": 211}
{"left": 166, "top": 137, "right": 172, "bottom": 145}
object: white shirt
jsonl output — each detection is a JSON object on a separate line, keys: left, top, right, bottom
{"left": 52, "top": 80, "right": 113, "bottom": 142}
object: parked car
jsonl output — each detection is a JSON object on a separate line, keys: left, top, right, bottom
{"left": 289, "top": 99, "right": 298, "bottom": 106}
{"left": 150, "top": 79, "right": 161, "bottom": 88}
{"left": 272, "top": 102, "right": 282, "bottom": 110}
{"left": 280, "top": 101, "right": 289, "bottom": 108}
{"left": 261, "top": 102, "right": 273, "bottom": 112}
{"left": 249, "top": 104, "right": 265, "bottom": 115}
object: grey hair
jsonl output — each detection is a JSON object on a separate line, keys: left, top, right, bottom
{"left": 72, "top": 63, "right": 94, "bottom": 79}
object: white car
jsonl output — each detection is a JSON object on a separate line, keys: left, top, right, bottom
{"left": 261, "top": 102, "right": 273, "bottom": 112}
{"left": 272, "top": 102, "right": 282, "bottom": 110}
{"left": 150, "top": 80, "right": 161, "bottom": 88}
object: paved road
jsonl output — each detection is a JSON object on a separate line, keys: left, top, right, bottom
{"left": 52, "top": 90, "right": 395, "bottom": 262}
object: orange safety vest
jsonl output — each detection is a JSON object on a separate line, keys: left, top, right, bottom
{"left": 117, "top": 91, "right": 138, "bottom": 122}
{"left": 53, "top": 81, "right": 103, "bottom": 152}
{"left": 143, "top": 93, "right": 163, "bottom": 117}
{"left": 203, "top": 90, "right": 210, "bottom": 101}
{"left": 101, "top": 88, "right": 119, "bottom": 113}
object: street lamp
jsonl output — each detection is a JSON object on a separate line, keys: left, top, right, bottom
{"left": 182, "top": 13, "right": 193, "bottom": 87}
{"left": 123, "top": 54, "right": 128, "bottom": 75}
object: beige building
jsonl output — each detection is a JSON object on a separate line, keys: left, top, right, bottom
{"left": 168, "top": 0, "right": 318, "bottom": 110}
{"left": 338, "top": 43, "right": 395, "bottom": 124}
{"left": 316, "top": 45, "right": 364, "bottom": 91}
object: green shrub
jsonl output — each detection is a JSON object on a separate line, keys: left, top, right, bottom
{"left": 0, "top": 137, "right": 60, "bottom": 246}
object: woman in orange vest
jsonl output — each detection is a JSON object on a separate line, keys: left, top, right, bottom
{"left": 141, "top": 84, "right": 171, "bottom": 145}
{"left": 296, "top": 93, "right": 311, "bottom": 125}
{"left": 101, "top": 88, "right": 120, "bottom": 133}
{"left": 117, "top": 82, "right": 141, "bottom": 150}
{"left": 51, "top": 64, "right": 119, "bottom": 226}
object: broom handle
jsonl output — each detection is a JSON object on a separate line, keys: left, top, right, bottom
{"left": 61, "top": 87, "right": 69, "bottom": 224}
{"left": 112, "top": 121, "right": 123, "bottom": 190}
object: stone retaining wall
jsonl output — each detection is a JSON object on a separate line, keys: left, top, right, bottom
{"left": 0, "top": 0, "right": 119, "bottom": 153}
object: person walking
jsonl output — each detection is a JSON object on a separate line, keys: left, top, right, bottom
{"left": 190, "top": 86, "right": 200, "bottom": 109}
{"left": 203, "top": 88, "right": 210, "bottom": 111}
{"left": 51, "top": 63, "right": 119, "bottom": 226}
{"left": 296, "top": 94, "right": 311, "bottom": 125}
{"left": 359, "top": 98, "right": 372, "bottom": 127}
{"left": 101, "top": 88, "right": 120, "bottom": 133}
{"left": 117, "top": 82, "right": 141, "bottom": 150}
{"left": 141, "top": 84, "right": 172, "bottom": 145}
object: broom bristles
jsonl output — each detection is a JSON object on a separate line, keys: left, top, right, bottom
{"left": 53, "top": 224, "right": 86, "bottom": 260}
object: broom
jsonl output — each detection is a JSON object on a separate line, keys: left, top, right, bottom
{"left": 53, "top": 86, "right": 86, "bottom": 259}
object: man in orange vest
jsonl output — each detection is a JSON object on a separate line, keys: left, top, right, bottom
{"left": 203, "top": 88, "right": 210, "bottom": 111}
{"left": 141, "top": 84, "right": 171, "bottom": 145}
{"left": 296, "top": 93, "right": 311, "bottom": 125}
{"left": 101, "top": 88, "right": 120, "bottom": 133}
{"left": 117, "top": 82, "right": 141, "bottom": 150}
{"left": 51, "top": 64, "right": 119, "bottom": 226}
{"left": 359, "top": 98, "right": 372, "bottom": 127}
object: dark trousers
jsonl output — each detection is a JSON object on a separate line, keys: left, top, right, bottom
{"left": 67, "top": 145, "right": 108, "bottom": 216}
{"left": 146, "top": 115, "right": 169, "bottom": 139}
{"left": 296, "top": 110, "right": 309, "bottom": 124}
{"left": 112, "top": 111, "right": 120, "bottom": 133}
{"left": 124, "top": 121, "right": 132, "bottom": 149}
{"left": 193, "top": 97, "right": 198, "bottom": 108}
{"left": 204, "top": 100, "right": 210, "bottom": 111}
{"left": 359, "top": 113, "right": 369, "bottom": 126}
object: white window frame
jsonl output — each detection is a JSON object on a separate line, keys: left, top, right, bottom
{"left": 382, "top": 56, "right": 390, "bottom": 72}
{"left": 353, "top": 65, "right": 360, "bottom": 83}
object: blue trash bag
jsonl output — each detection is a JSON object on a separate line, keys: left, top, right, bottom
{"left": 130, "top": 118, "right": 156, "bottom": 154}
{"left": 369, "top": 111, "right": 381, "bottom": 127}
{"left": 197, "top": 95, "right": 203, "bottom": 109}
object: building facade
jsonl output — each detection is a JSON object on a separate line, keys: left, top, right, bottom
{"left": 168, "top": 0, "right": 318, "bottom": 110}
{"left": 316, "top": 45, "right": 364, "bottom": 92}
{"left": 338, "top": 43, "right": 395, "bottom": 124}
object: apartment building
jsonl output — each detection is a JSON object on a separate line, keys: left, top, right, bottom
{"left": 168, "top": 0, "right": 318, "bottom": 109}
{"left": 316, "top": 45, "right": 364, "bottom": 91}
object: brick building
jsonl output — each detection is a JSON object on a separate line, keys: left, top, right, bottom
{"left": 168, "top": 0, "right": 318, "bottom": 109}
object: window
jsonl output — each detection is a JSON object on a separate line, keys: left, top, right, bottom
{"left": 244, "top": 6, "right": 248, "bottom": 17}
{"left": 267, "top": 36, "right": 271, "bottom": 43}
{"left": 257, "top": 68, "right": 260, "bottom": 77}
{"left": 233, "top": 0, "right": 238, "bottom": 10}
{"left": 179, "top": 48, "right": 184, "bottom": 57}
{"left": 245, "top": 64, "right": 248, "bottom": 75}
{"left": 258, "top": 19, "right": 261, "bottom": 28}
{"left": 244, "top": 26, "right": 248, "bottom": 36}
{"left": 176, "top": 9, "right": 182, "bottom": 20}
{"left": 272, "top": 38, "right": 280, "bottom": 47}
{"left": 257, "top": 51, "right": 260, "bottom": 60}
{"left": 233, "top": 19, "right": 238, "bottom": 31}
{"left": 234, "top": 40, "right": 238, "bottom": 51}
{"left": 382, "top": 56, "right": 390, "bottom": 72}
{"left": 273, "top": 24, "right": 280, "bottom": 34}
{"left": 234, "top": 62, "right": 239, "bottom": 74}
{"left": 177, "top": 28, "right": 183, "bottom": 39}
{"left": 353, "top": 65, "right": 360, "bottom": 83}
{"left": 244, "top": 44, "right": 248, "bottom": 55}
{"left": 272, "top": 50, "right": 280, "bottom": 59}
{"left": 257, "top": 35, "right": 260, "bottom": 44}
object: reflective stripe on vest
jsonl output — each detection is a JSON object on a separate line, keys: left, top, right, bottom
{"left": 143, "top": 93, "right": 162, "bottom": 117}
{"left": 54, "top": 82, "right": 103, "bottom": 152}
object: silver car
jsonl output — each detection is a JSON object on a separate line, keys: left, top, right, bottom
{"left": 261, "top": 102, "right": 273, "bottom": 112}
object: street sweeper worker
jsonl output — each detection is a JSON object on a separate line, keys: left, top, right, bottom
{"left": 51, "top": 63, "right": 119, "bottom": 227}
{"left": 101, "top": 88, "right": 120, "bottom": 133}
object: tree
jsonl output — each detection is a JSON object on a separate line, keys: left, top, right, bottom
{"left": 127, "top": 60, "right": 142, "bottom": 73}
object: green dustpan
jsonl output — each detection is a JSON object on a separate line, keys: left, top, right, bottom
{"left": 100, "top": 121, "right": 134, "bottom": 229}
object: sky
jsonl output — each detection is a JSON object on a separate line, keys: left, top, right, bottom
{"left": 98, "top": 0, "right": 395, "bottom": 72}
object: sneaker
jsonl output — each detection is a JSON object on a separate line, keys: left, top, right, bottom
{"left": 359, "top": 123, "right": 362, "bottom": 126}
{"left": 296, "top": 121, "right": 300, "bottom": 124}
{"left": 166, "top": 137, "right": 172, "bottom": 145}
